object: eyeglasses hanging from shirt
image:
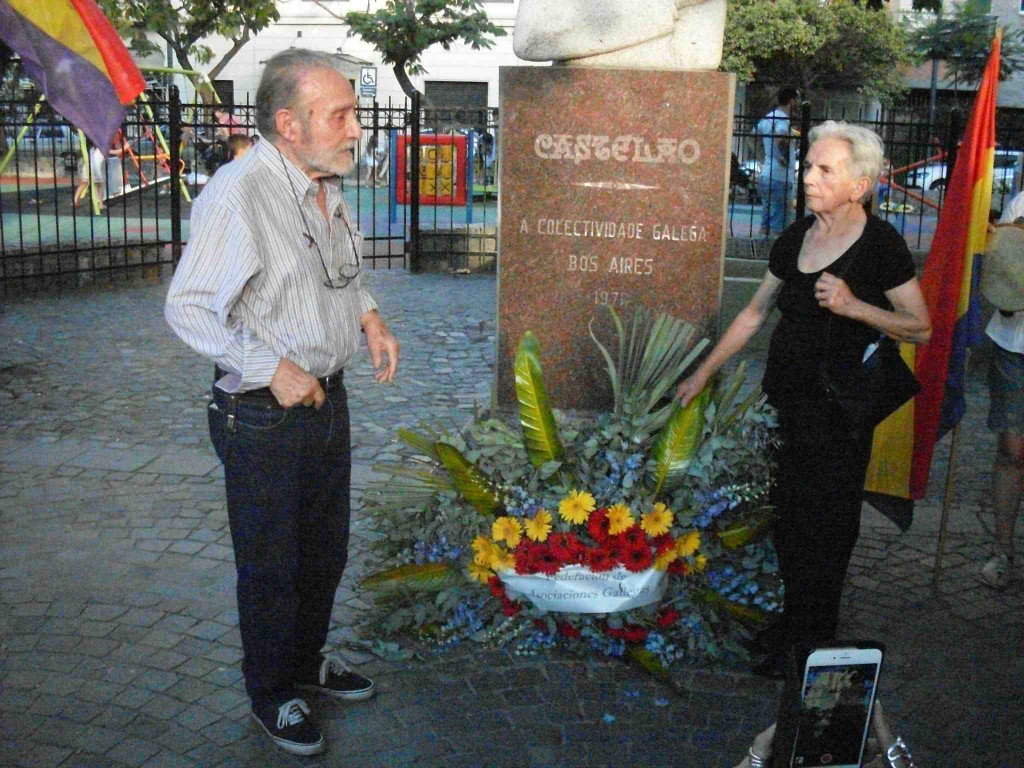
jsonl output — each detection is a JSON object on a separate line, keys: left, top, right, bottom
{"left": 278, "top": 147, "right": 362, "bottom": 289}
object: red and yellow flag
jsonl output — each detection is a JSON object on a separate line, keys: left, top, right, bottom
{"left": 864, "top": 32, "right": 999, "bottom": 523}
{"left": 0, "top": 0, "right": 146, "bottom": 151}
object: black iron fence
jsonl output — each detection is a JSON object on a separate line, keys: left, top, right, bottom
{"left": 2, "top": 95, "right": 1022, "bottom": 292}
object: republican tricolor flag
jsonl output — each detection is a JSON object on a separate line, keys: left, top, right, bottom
{"left": 0, "top": 0, "right": 146, "bottom": 151}
{"left": 864, "top": 32, "right": 1000, "bottom": 526}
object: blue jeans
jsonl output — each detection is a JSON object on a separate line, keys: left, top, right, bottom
{"left": 208, "top": 384, "right": 351, "bottom": 709}
{"left": 759, "top": 177, "right": 792, "bottom": 235}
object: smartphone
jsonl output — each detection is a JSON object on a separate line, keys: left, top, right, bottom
{"left": 789, "top": 645, "right": 884, "bottom": 768}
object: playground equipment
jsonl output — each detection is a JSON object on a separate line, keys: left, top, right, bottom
{"left": 0, "top": 64, "right": 230, "bottom": 214}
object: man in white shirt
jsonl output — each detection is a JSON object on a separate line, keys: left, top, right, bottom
{"left": 981, "top": 193, "right": 1024, "bottom": 589}
{"left": 165, "top": 50, "right": 399, "bottom": 755}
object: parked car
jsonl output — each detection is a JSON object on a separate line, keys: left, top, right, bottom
{"left": 903, "top": 148, "right": 1024, "bottom": 193}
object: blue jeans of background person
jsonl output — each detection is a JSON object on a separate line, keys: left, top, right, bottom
{"left": 759, "top": 177, "right": 792, "bottom": 236}
{"left": 208, "top": 384, "right": 351, "bottom": 710}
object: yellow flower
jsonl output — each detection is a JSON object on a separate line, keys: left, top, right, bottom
{"left": 695, "top": 554, "right": 708, "bottom": 572}
{"left": 471, "top": 535, "right": 499, "bottom": 567}
{"left": 641, "top": 503, "right": 674, "bottom": 537}
{"left": 492, "top": 516, "right": 523, "bottom": 548}
{"left": 558, "top": 490, "right": 596, "bottom": 524}
{"left": 654, "top": 548, "right": 679, "bottom": 571}
{"left": 492, "top": 549, "right": 516, "bottom": 572}
{"left": 524, "top": 509, "right": 553, "bottom": 542}
{"left": 606, "top": 503, "right": 635, "bottom": 535}
{"left": 468, "top": 561, "right": 494, "bottom": 584}
{"left": 676, "top": 530, "right": 701, "bottom": 558}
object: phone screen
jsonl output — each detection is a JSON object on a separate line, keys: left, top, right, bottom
{"left": 791, "top": 660, "right": 880, "bottom": 768}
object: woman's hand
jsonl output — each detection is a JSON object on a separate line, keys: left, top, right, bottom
{"left": 675, "top": 373, "right": 708, "bottom": 407}
{"left": 814, "top": 272, "right": 858, "bottom": 317}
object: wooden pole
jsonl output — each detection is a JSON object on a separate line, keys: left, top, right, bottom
{"left": 933, "top": 347, "right": 972, "bottom": 587}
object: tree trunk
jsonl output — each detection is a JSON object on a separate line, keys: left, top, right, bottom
{"left": 208, "top": 29, "right": 252, "bottom": 82}
{"left": 393, "top": 63, "right": 423, "bottom": 101}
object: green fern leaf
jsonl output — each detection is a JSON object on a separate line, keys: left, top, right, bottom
{"left": 648, "top": 386, "right": 711, "bottom": 497}
{"left": 514, "top": 332, "right": 565, "bottom": 467}
{"left": 435, "top": 442, "right": 503, "bottom": 515}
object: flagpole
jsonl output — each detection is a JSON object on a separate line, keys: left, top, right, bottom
{"left": 933, "top": 348, "right": 971, "bottom": 587}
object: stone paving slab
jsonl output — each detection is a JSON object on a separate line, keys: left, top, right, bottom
{"left": 0, "top": 273, "right": 1021, "bottom": 767}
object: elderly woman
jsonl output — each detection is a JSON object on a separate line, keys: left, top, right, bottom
{"left": 676, "top": 121, "right": 931, "bottom": 675}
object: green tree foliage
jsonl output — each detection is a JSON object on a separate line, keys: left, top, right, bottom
{"left": 905, "top": 0, "right": 1024, "bottom": 86}
{"left": 722, "top": 0, "right": 914, "bottom": 102}
{"left": 96, "top": 0, "right": 280, "bottom": 99}
{"left": 338, "top": 0, "right": 505, "bottom": 100}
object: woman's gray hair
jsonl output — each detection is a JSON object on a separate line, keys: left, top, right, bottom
{"left": 255, "top": 49, "right": 344, "bottom": 139}
{"left": 808, "top": 120, "right": 885, "bottom": 201}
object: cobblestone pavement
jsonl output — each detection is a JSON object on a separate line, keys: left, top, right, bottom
{"left": 1, "top": 272, "right": 1021, "bottom": 767}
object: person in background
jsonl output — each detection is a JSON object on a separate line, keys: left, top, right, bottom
{"left": 165, "top": 49, "right": 399, "bottom": 756}
{"left": 73, "top": 142, "right": 107, "bottom": 210}
{"left": 213, "top": 105, "right": 246, "bottom": 139}
{"left": 227, "top": 134, "right": 255, "bottom": 161}
{"left": 757, "top": 87, "right": 800, "bottom": 238}
{"left": 980, "top": 191, "right": 1024, "bottom": 589}
{"left": 676, "top": 121, "right": 931, "bottom": 677}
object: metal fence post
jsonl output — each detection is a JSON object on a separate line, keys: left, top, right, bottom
{"left": 944, "top": 108, "right": 963, "bottom": 184}
{"left": 796, "top": 99, "right": 811, "bottom": 221}
{"left": 169, "top": 90, "right": 182, "bottom": 266}
{"left": 409, "top": 91, "right": 421, "bottom": 273}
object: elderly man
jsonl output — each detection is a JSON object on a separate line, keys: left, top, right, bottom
{"left": 165, "top": 49, "right": 399, "bottom": 756}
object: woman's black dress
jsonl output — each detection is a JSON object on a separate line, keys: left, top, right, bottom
{"left": 762, "top": 215, "right": 916, "bottom": 648}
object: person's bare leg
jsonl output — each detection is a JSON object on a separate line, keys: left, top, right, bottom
{"left": 992, "top": 431, "right": 1024, "bottom": 559}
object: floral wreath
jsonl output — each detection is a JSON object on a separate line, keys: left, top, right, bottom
{"left": 361, "top": 306, "right": 781, "bottom": 675}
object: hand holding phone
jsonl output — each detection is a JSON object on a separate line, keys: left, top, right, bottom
{"left": 790, "top": 645, "right": 884, "bottom": 768}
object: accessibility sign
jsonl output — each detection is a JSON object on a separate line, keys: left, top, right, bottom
{"left": 359, "top": 66, "right": 377, "bottom": 98}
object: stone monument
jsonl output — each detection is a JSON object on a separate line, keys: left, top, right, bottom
{"left": 496, "top": 1, "right": 734, "bottom": 411}
{"left": 514, "top": 0, "right": 727, "bottom": 71}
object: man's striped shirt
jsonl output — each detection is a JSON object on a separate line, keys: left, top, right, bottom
{"left": 165, "top": 137, "right": 377, "bottom": 392}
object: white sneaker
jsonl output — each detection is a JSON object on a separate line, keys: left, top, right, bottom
{"left": 981, "top": 554, "right": 1013, "bottom": 589}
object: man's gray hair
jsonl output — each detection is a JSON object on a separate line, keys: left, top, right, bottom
{"left": 808, "top": 120, "right": 885, "bottom": 200}
{"left": 255, "top": 49, "right": 345, "bottom": 139}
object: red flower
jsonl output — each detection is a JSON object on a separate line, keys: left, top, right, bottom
{"left": 515, "top": 543, "right": 538, "bottom": 574}
{"left": 656, "top": 607, "right": 681, "bottom": 628}
{"left": 547, "top": 533, "right": 581, "bottom": 564}
{"left": 501, "top": 595, "right": 521, "bottom": 617}
{"left": 564, "top": 533, "right": 587, "bottom": 563}
{"left": 586, "top": 547, "right": 617, "bottom": 573}
{"left": 587, "top": 508, "right": 611, "bottom": 542}
{"left": 606, "top": 623, "right": 649, "bottom": 643}
{"left": 603, "top": 536, "right": 628, "bottom": 565}
{"left": 488, "top": 575, "right": 506, "bottom": 598}
{"left": 558, "top": 622, "right": 581, "bottom": 639}
{"left": 533, "top": 544, "right": 563, "bottom": 576}
{"left": 669, "top": 559, "right": 691, "bottom": 576}
{"left": 621, "top": 526, "right": 647, "bottom": 548}
{"left": 622, "top": 542, "right": 653, "bottom": 573}
{"left": 654, "top": 536, "right": 677, "bottom": 557}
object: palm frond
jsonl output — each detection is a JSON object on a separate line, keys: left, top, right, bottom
{"left": 648, "top": 385, "right": 711, "bottom": 497}
{"left": 514, "top": 331, "right": 565, "bottom": 467}
{"left": 435, "top": 442, "right": 503, "bottom": 515}
{"left": 717, "top": 512, "right": 775, "bottom": 550}
{"left": 693, "top": 587, "right": 767, "bottom": 625}
{"left": 361, "top": 562, "right": 459, "bottom": 595}
{"left": 589, "top": 305, "right": 708, "bottom": 426}
{"left": 396, "top": 427, "right": 442, "bottom": 461}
